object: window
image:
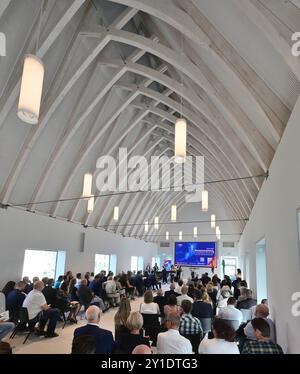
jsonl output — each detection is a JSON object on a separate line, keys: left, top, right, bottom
{"left": 131, "top": 256, "right": 144, "bottom": 272}
{"left": 94, "top": 254, "right": 117, "bottom": 275}
{"left": 256, "top": 238, "right": 267, "bottom": 302}
{"left": 221, "top": 256, "right": 238, "bottom": 279}
{"left": 151, "top": 257, "right": 161, "bottom": 269}
{"left": 131, "top": 256, "right": 138, "bottom": 272}
{"left": 22, "top": 249, "right": 66, "bottom": 280}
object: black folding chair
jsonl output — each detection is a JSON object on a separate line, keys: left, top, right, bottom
{"left": 183, "top": 333, "right": 202, "bottom": 354}
{"left": 10, "top": 307, "right": 34, "bottom": 344}
{"left": 142, "top": 314, "right": 161, "bottom": 346}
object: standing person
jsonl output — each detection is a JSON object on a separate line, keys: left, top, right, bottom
{"left": 162, "top": 266, "right": 168, "bottom": 284}
{"left": 176, "top": 266, "right": 182, "bottom": 281}
{"left": 114, "top": 298, "right": 131, "bottom": 340}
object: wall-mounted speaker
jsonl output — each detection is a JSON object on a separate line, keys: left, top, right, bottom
{"left": 80, "top": 232, "right": 86, "bottom": 252}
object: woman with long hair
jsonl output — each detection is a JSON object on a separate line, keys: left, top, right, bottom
{"left": 114, "top": 297, "right": 131, "bottom": 340}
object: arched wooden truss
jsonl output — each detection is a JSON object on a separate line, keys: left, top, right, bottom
{"left": 0, "top": 0, "right": 299, "bottom": 242}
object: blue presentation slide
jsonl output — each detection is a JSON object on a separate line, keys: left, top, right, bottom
{"left": 174, "top": 241, "right": 216, "bottom": 267}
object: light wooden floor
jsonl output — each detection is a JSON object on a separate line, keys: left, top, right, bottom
{"left": 6, "top": 289, "right": 165, "bottom": 354}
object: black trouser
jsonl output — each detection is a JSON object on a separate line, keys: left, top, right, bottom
{"left": 30, "top": 308, "right": 60, "bottom": 336}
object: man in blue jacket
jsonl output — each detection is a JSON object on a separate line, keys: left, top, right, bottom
{"left": 73, "top": 305, "right": 114, "bottom": 354}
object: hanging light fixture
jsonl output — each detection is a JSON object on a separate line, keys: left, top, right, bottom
{"left": 193, "top": 226, "right": 197, "bottom": 238}
{"left": 18, "top": 55, "right": 45, "bottom": 124}
{"left": 174, "top": 118, "right": 187, "bottom": 163}
{"left": 87, "top": 195, "right": 94, "bottom": 213}
{"left": 144, "top": 221, "right": 149, "bottom": 233}
{"left": 202, "top": 189, "right": 208, "bottom": 212}
{"left": 179, "top": 231, "right": 183, "bottom": 240}
{"left": 216, "top": 226, "right": 221, "bottom": 240}
{"left": 211, "top": 214, "right": 216, "bottom": 229}
{"left": 82, "top": 173, "right": 92, "bottom": 198}
{"left": 166, "top": 231, "right": 169, "bottom": 240}
{"left": 114, "top": 206, "right": 119, "bottom": 221}
{"left": 154, "top": 217, "right": 159, "bottom": 229}
{"left": 171, "top": 205, "right": 177, "bottom": 222}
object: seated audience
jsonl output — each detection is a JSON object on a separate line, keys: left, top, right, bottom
{"left": 22, "top": 281, "right": 60, "bottom": 338}
{"left": 42, "top": 278, "right": 57, "bottom": 307}
{"left": 140, "top": 291, "right": 160, "bottom": 315}
{"left": 179, "top": 300, "right": 202, "bottom": 336}
{"left": 250, "top": 299, "right": 268, "bottom": 319}
{"left": 198, "top": 318, "right": 239, "bottom": 354}
{"left": 132, "top": 344, "right": 152, "bottom": 354}
{"left": 54, "top": 275, "right": 63, "bottom": 290}
{"left": 22, "top": 276, "right": 33, "bottom": 294}
{"left": 244, "top": 304, "right": 275, "bottom": 342}
{"left": 157, "top": 312, "right": 193, "bottom": 354}
{"left": 218, "top": 297, "right": 243, "bottom": 326}
{"left": 0, "top": 321, "right": 15, "bottom": 341}
{"left": 242, "top": 318, "right": 283, "bottom": 354}
{"left": 117, "top": 312, "right": 150, "bottom": 354}
{"left": 114, "top": 298, "right": 131, "bottom": 340}
{"left": 1, "top": 281, "right": 16, "bottom": 299}
{"left": 164, "top": 283, "right": 180, "bottom": 300}
{"left": 71, "top": 335, "right": 96, "bottom": 354}
{"left": 177, "top": 285, "right": 193, "bottom": 306}
{"left": 73, "top": 305, "right": 114, "bottom": 354}
{"left": 75, "top": 273, "right": 82, "bottom": 289}
{"left": 105, "top": 276, "right": 120, "bottom": 307}
{"left": 192, "top": 290, "right": 213, "bottom": 319}
{"left": 153, "top": 289, "right": 165, "bottom": 316}
{"left": 0, "top": 341, "right": 12, "bottom": 354}
{"left": 237, "top": 289, "right": 257, "bottom": 310}
{"left": 217, "top": 286, "right": 232, "bottom": 308}
{"left": 6, "top": 281, "right": 26, "bottom": 322}
{"left": 77, "top": 279, "right": 93, "bottom": 309}
{"left": 164, "top": 294, "right": 182, "bottom": 318}
{"left": 175, "top": 279, "right": 184, "bottom": 294}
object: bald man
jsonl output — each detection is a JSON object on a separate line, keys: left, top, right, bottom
{"left": 132, "top": 344, "right": 152, "bottom": 354}
{"left": 73, "top": 306, "right": 114, "bottom": 354}
{"left": 22, "top": 281, "right": 60, "bottom": 337}
{"left": 244, "top": 304, "right": 276, "bottom": 342}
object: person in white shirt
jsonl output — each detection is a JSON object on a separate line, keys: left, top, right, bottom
{"left": 217, "top": 286, "right": 232, "bottom": 309}
{"left": 218, "top": 297, "right": 243, "bottom": 326}
{"left": 244, "top": 304, "right": 275, "bottom": 342}
{"left": 157, "top": 312, "right": 193, "bottom": 354}
{"left": 175, "top": 280, "right": 184, "bottom": 295}
{"left": 250, "top": 299, "right": 268, "bottom": 320}
{"left": 140, "top": 291, "right": 160, "bottom": 314}
{"left": 23, "top": 281, "right": 60, "bottom": 338}
{"left": 177, "top": 285, "right": 193, "bottom": 306}
{"left": 105, "top": 276, "right": 120, "bottom": 307}
{"left": 199, "top": 318, "right": 239, "bottom": 354}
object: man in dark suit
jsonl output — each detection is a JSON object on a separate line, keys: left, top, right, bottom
{"left": 73, "top": 305, "right": 114, "bottom": 354}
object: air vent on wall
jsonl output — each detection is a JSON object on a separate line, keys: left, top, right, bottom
{"left": 222, "top": 241, "right": 235, "bottom": 248}
{"left": 160, "top": 242, "right": 170, "bottom": 248}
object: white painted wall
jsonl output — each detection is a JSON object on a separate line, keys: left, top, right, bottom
{"left": 239, "top": 96, "right": 300, "bottom": 353}
{"left": 0, "top": 207, "right": 158, "bottom": 287}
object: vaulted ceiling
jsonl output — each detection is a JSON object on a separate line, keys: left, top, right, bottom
{"left": 0, "top": 0, "right": 299, "bottom": 242}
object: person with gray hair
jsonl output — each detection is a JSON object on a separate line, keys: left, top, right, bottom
{"left": 157, "top": 312, "right": 193, "bottom": 354}
{"left": 237, "top": 289, "right": 257, "bottom": 310}
{"left": 22, "top": 281, "right": 60, "bottom": 337}
{"left": 73, "top": 305, "right": 114, "bottom": 354}
{"left": 132, "top": 344, "right": 152, "bottom": 354}
{"left": 244, "top": 304, "right": 276, "bottom": 342}
{"left": 177, "top": 285, "right": 193, "bottom": 306}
